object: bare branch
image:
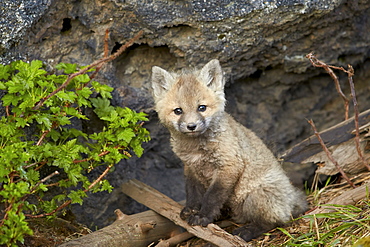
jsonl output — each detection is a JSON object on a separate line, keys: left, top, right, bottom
{"left": 306, "top": 52, "right": 350, "bottom": 120}
{"left": 85, "top": 165, "right": 112, "bottom": 191}
{"left": 32, "top": 30, "right": 143, "bottom": 111}
{"left": 347, "top": 65, "right": 370, "bottom": 172}
{"left": 307, "top": 119, "right": 355, "bottom": 188}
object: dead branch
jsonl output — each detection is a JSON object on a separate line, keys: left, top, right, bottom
{"left": 306, "top": 52, "right": 350, "bottom": 120}
{"left": 59, "top": 208, "right": 182, "bottom": 247}
{"left": 307, "top": 119, "right": 355, "bottom": 188}
{"left": 347, "top": 65, "right": 370, "bottom": 171}
{"left": 87, "top": 29, "right": 111, "bottom": 83}
{"left": 155, "top": 232, "right": 194, "bottom": 247}
{"left": 281, "top": 109, "right": 370, "bottom": 164}
{"left": 121, "top": 179, "right": 250, "bottom": 247}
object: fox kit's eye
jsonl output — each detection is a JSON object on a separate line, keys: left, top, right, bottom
{"left": 174, "top": 108, "right": 183, "bottom": 115}
{"left": 198, "top": 105, "right": 207, "bottom": 112}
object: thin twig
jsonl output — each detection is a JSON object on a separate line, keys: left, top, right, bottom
{"left": 306, "top": 53, "right": 350, "bottom": 120}
{"left": 73, "top": 150, "right": 110, "bottom": 164}
{"left": 85, "top": 165, "right": 112, "bottom": 191}
{"left": 30, "top": 171, "right": 59, "bottom": 193}
{"left": 347, "top": 65, "right": 370, "bottom": 171}
{"left": 307, "top": 119, "right": 356, "bottom": 188}
{"left": 87, "top": 29, "right": 111, "bottom": 82}
{"left": 36, "top": 130, "right": 50, "bottom": 146}
{"left": 32, "top": 30, "right": 143, "bottom": 111}
{"left": 25, "top": 165, "right": 112, "bottom": 218}
{"left": 104, "top": 29, "right": 110, "bottom": 58}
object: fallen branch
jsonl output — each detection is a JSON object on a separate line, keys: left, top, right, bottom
{"left": 155, "top": 231, "right": 194, "bottom": 247}
{"left": 121, "top": 179, "right": 250, "bottom": 247}
{"left": 59, "top": 208, "right": 182, "bottom": 247}
{"left": 281, "top": 109, "right": 370, "bottom": 165}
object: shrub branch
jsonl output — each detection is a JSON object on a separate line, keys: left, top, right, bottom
{"left": 32, "top": 30, "right": 143, "bottom": 111}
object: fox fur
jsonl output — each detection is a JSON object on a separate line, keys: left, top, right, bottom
{"left": 151, "top": 59, "right": 307, "bottom": 241}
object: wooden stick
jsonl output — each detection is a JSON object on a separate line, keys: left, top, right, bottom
{"left": 121, "top": 179, "right": 250, "bottom": 247}
{"left": 281, "top": 109, "right": 370, "bottom": 164}
{"left": 347, "top": 65, "right": 370, "bottom": 172}
{"left": 59, "top": 208, "right": 182, "bottom": 247}
{"left": 155, "top": 232, "right": 194, "bottom": 247}
{"left": 307, "top": 119, "right": 355, "bottom": 188}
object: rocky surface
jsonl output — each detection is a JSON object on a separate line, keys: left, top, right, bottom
{"left": 1, "top": 0, "right": 370, "bottom": 228}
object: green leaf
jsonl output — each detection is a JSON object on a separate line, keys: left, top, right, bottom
{"left": 117, "top": 128, "right": 135, "bottom": 143}
{"left": 6, "top": 79, "right": 25, "bottom": 94}
{"left": 2, "top": 94, "right": 19, "bottom": 106}
{"left": 91, "top": 81, "right": 113, "bottom": 99}
{"left": 36, "top": 115, "right": 52, "bottom": 129}
{"left": 56, "top": 90, "right": 77, "bottom": 102}
{"left": 15, "top": 117, "right": 29, "bottom": 128}
{"left": 25, "top": 170, "right": 40, "bottom": 184}
{"left": 90, "top": 97, "right": 114, "bottom": 118}
{"left": 74, "top": 74, "right": 90, "bottom": 83}
{"left": 55, "top": 63, "right": 77, "bottom": 74}
{"left": 0, "top": 64, "right": 11, "bottom": 80}
{"left": 68, "top": 190, "right": 87, "bottom": 205}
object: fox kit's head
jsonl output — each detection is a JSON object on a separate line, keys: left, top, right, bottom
{"left": 151, "top": 59, "right": 226, "bottom": 136}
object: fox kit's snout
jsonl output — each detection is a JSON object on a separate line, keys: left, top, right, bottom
{"left": 151, "top": 60, "right": 307, "bottom": 242}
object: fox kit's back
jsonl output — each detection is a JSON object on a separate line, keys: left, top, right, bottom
{"left": 151, "top": 59, "right": 307, "bottom": 242}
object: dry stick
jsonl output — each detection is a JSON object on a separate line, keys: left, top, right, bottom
{"left": 347, "top": 65, "right": 370, "bottom": 172}
{"left": 32, "top": 30, "right": 143, "bottom": 111}
{"left": 31, "top": 171, "right": 60, "bottom": 193}
{"left": 36, "top": 130, "right": 50, "bottom": 146}
{"left": 85, "top": 165, "right": 112, "bottom": 191}
{"left": 306, "top": 52, "right": 350, "bottom": 120}
{"left": 308, "top": 119, "right": 356, "bottom": 188}
{"left": 86, "top": 29, "right": 111, "bottom": 83}
{"left": 156, "top": 232, "right": 195, "bottom": 247}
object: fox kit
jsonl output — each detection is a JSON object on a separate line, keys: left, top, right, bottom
{"left": 151, "top": 59, "right": 307, "bottom": 241}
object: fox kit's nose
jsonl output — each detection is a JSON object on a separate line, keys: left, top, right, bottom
{"left": 187, "top": 123, "right": 197, "bottom": 131}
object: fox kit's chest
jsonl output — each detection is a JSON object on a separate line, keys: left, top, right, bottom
{"left": 173, "top": 139, "right": 221, "bottom": 185}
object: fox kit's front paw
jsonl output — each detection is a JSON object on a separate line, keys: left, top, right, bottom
{"left": 180, "top": 206, "right": 199, "bottom": 220}
{"left": 187, "top": 213, "right": 212, "bottom": 227}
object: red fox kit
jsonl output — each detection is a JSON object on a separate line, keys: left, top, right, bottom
{"left": 151, "top": 59, "right": 307, "bottom": 241}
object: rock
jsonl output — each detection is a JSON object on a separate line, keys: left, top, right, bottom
{"left": 1, "top": 0, "right": 370, "bottom": 228}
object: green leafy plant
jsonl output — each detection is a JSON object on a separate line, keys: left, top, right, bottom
{"left": 0, "top": 59, "right": 150, "bottom": 246}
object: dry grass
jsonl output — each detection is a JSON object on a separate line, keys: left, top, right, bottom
{"left": 246, "top": 172, "right": 370, "bottom": 247}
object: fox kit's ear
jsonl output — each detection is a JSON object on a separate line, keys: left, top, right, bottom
{"left": 199, "top": 59, "right": 225, "bottom": 92}
{"left": 151, "top": 66, "right": 175, "bottom": 100}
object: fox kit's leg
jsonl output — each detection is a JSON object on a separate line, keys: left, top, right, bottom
{"left": 182, "top": 175, "right": 234, "bottom": 226}
{"left": 180, "top": 174, "right": 205, "bottom": 220}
